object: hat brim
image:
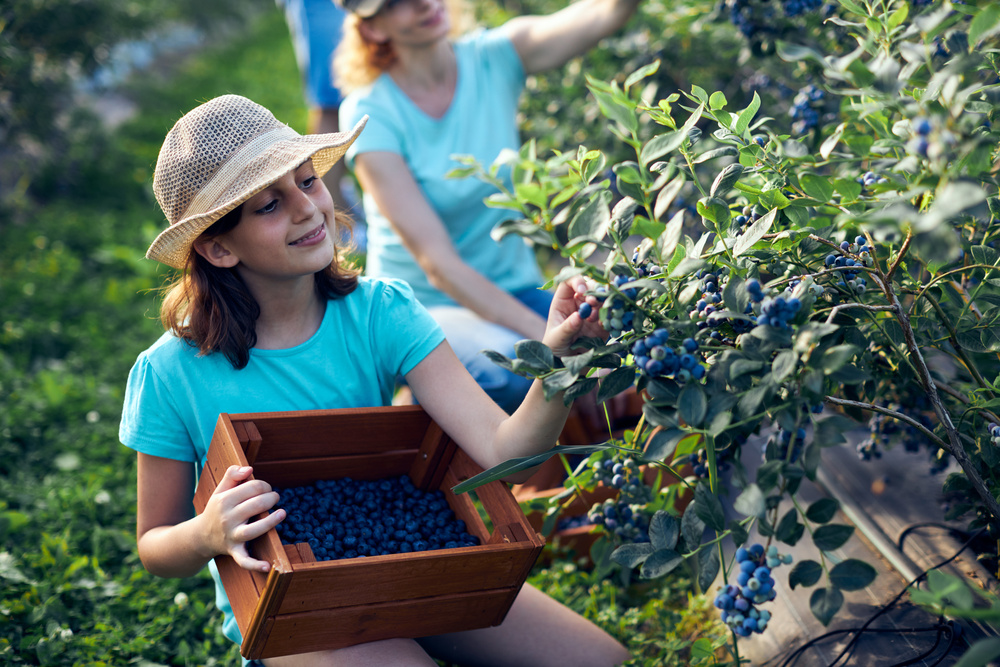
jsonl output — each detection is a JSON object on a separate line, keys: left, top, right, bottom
{"left": 338, "top": 0, "right": 385, "bottom": 18}
{"left": 146, "top": 115, "right": 368, "bottom": 270}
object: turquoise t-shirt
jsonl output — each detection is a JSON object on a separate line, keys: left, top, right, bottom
{"left": 118, "top": 277, "right": 445, "bottom": 656}
{"left": 339, "top": 28, "right": 544, "bottom": 308}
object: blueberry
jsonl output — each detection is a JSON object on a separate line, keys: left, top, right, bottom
{"left": 578, "top": 302, "right": 592, "bottom": 319}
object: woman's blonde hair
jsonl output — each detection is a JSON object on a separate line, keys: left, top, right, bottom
{"left": 333, "top": 0, "right": 476, "bottom": 94}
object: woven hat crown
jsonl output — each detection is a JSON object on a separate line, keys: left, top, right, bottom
{"left": 153, "top": 95, "right": 285, "bottom": 225}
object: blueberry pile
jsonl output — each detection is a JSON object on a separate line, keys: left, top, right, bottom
{"left": 591, "top": 456, "right": 653, "bottom": 505}
{"left": 782, "top": 0, "right": 822, "bottom": 17}
{"left": 789, "top": 84, "right": 825, "bottom": 135}
{"left": 273, "top": 476, "right": 479, "bottom": 561}
{"left": 714, "top": 544, "right": 793, "bottom": 637}
{"left": 755, "top": 294, "right": 801, "bottom": 330}
{"left": 631, "top": 329, "right": 708, "bottom": 382}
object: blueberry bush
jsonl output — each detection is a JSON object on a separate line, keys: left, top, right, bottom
{"left": 454, "top": 0, "right": 1000, "bottom": 658}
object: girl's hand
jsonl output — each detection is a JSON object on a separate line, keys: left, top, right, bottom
{"left": 199, "top": 465, "right": 285, "bottom": 573}
{"left": 541, "top": 277, "right": 608, "bottom": 358}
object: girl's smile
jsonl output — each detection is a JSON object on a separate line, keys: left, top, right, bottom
{"left": 289, "top": 222, "right": 328, "bottom": 247}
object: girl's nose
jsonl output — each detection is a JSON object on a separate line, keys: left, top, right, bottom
{"left": 289, "top": 185, "right": 320, "bottom": 222}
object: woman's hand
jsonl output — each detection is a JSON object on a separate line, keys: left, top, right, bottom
{"left": 541, "top": 277, "right": 607, "bottom": 358}
{"left": 198, "top": 465, "right": 285, "bottom": 573}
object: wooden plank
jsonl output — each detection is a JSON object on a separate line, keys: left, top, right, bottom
{"left": 192, "top": 457, "right": 219, "bottom": 515}
{"left": 442, "top": 468, "right": 492, "bottom": 542}
{"left": 274, "top": 545, "right": 532, "bottom": 614}
{"left": 244, "top": 565, "right": 293, "bottom": 660}
{"left": 242, "top": 420, "right": 263, "bottom": 465}
{"left": 408, "top": 422, "right": 456, "bottom": 491}
{"left": 251, "top": 587, "right": 520, "bottom": 660}
{"left": 252, "top": 451, "right": 417, "bottom": 487}
{"left": 228, "top": 406, "right": 432, "bottom": 461}
{"left": 214, "top": 554, "right": 264, "bottom": 640}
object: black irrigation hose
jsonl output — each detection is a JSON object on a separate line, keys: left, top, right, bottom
{"left": 776, "top": 525, "right": 985, "bottom": 667}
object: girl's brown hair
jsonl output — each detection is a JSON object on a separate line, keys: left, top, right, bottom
{"left": 333, "top": 0, "right": 476, "bottom": 95}
{"left": 159, "top": 207, "right": 360, "bottom": 370}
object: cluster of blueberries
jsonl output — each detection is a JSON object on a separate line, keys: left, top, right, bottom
{"left": 989, "top": 422, "right": 1000, "bottom": 447}
{"left": 692, "top": 269, "right": 757, "bottom": 343}
{"left": 856, "top": 171, "right": 888, "bottom": 191}
{"left": 755, "top": 293, "right": 802, "bottom": 330}
{"left": 733, "top": 205, "right": 764, "bottom": 233}
{"left": 631, "top": 330, "right": 708, "bottom": 382}
{"left": 687, "top": 447, "right": 733, "bottom": 479}
{"left": 824, "top": 235, "right": 874, "bottom": 293}
{"left": 860, "top": 406, "right": 948, "bottom": 473}
{"left": 782, "top": 0, "right": 823, "bottom": 17}
{"left": 591, "top": 274, "right": 640, "bottom": 339}
{"left": 273, "top": 476, "right": 479, "bottom": 561}
{"left": 587, "top": 457, "right": 653, "bottom": 542}
{"left": 789, "top": 84, "right": 826, "bottom": 135}
{"left": 911, "top": 116, "right": 933, "bottom": 157}
{"left": 714, "top": 544, "right": 793, "bottom": 637}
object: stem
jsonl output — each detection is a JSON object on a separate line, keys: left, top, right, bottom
{"left": 824, "top": 303, "right": 896, "bottom": 325}
{"left": 870, "top": 270, "right": 1000, "bottom": 523}
{"left": 823, "top": 396, "right": 948, "bottom": 450}
{"left": 921, "top": 292, "right": 995, "bottom": 397}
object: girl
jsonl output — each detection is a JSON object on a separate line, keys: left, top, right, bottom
{"left": 120, "top": 94, "right": 629, "bottom": 666}
{"left": 333, "top": 0, "right": 641, "bottom": 414}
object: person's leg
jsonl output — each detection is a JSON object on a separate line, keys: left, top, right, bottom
{"left": 425, "top": 306, "right": 533, "bottom": 413}
{"left": 418, "top": 583, "right": 629, "bottom": 667}
{"left": 262, "top": 637, "right": 438, "bottom": 667}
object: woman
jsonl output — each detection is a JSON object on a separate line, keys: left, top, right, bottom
{"left": 121, "top": 94, "right": 628, "bottom": 666}
{"left": 334, "top": 0, "right": 641, "bottom": 413}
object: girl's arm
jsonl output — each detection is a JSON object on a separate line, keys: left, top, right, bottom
{"left": 353, "top": 151, "right": 547, "bottom": 341}
{"left": 136, "top": 453, "right": 285, "bottom": 577}
{"left": 501, "top": 0, "right": 642, "bottom": 75}
{"left": 405, "top": 277, "right": 604, "bottom": 478}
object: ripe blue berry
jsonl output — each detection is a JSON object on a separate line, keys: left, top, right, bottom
{"left": 578, "top": 302, "right": 592, "bottom": 319}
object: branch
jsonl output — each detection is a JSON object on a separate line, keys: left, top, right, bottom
{"left": 825, "top": 303, "right": 896, "bottom": 325}
{"left": 823, "top": 396, "right": 948, "bottom": 450}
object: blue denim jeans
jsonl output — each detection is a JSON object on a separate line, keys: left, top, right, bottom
{"left": 426, "top": 287, "right": 553, "bottom": 413}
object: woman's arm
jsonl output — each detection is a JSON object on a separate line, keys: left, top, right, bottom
{"left": 501, "top": 0, "right": 642, "bottom": 75}
{"left": 354, "top": 151, "right": 547, "bottom": 341}
{"left": 405, "top": 277, "right": 605, "bottom": 478}
{"left": 136, "top": 453, "right": 285, "bottom": 577}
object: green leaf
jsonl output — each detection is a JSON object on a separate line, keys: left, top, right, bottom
{"left": 733, "top": 208, "right": 777, "bottom": 257}
{"left": 698, "top": 548, "right": 721, "bottom": 591}
{"left": 568, "top": 193, "right": 612, "bottom": 244}
{"left": 641, "top": 132, "right": 685, "bottom": 166}
{"left": 709, "top": 90, "right": 728, "bottom": 110}
{"left": 771, "top": 349, "right": 798, "bottom": 382}
{"left": 829, "top": 559, "right": 877, "bottom": 591}
{"left": 682, "top": 502, "right": 707, "bottom": 550}
{"left": 953, "top": 638, "right": 1000, "bottom": 667}
{"left": 654, "top": 177, "right": 686, "bottom": 221}
{"left": 810, "top": 587, "right": 844, "bottom": 626}
{"left": 542, "top": 369, "right": 579, "bottom": 399}
{"left": 589, "top": 84, "right": 638, "bottom": 134}
{"left": 624, "top": 60, "right": 660, "bottom": 92}
{"left": 451, "top": 444, "right": 608, "bottom": 493}
{"left": 514, "top": 340, "right": 554, "bottom": 371}
{"left": 813, "top": 523, "right": 854, "bottom": 551}
{"left": 678, "top": 383, "right": 708, "bottom": 428}
{"left": 969, "top": 3, "right": 1000, "bottom": 46}
{"left": 733, "top": 483, "right": 766, "bottom": 517}
{"left": 776, "top": 508, "right": 805, "bottom": 546}
{"left": 648, "top": 510, "right": 680, "bottom": 551}
{"left": 926, "top": 570, "right": 975, "bottom": 610}
{"left": 597, "top": 366, "right": 637, "bottom": 403}
{"left": 710, "top": 163, "right": 744, "bottom": 198}
{"left": 611, "top": 542, "right": 655, "bottom": 568}
{"left": 822, "top": 345, "right": 857, "bottom": 374}
{"left": 734, "top": 92, "right": 761, "bottom": 136}
{"left": 789, "top": 559, "right": 824, "bottom": 589}
{"left": 695, "top": 483, "right": 726, "bottom": 531}
{"left": 697, "top": 196, "right": 729, "bottom": 225}
{"left": 799, "top": 173, "right": 834, "bottom": 202}
{"left": 805, "top": 498, "right": 840, "bottom": 524}
{"left": 645, "top": 428, "right": 686, "bottom": 462}
{"left": 482, "top": 349, "right": 514, "bottom": 372}
{"left": 641, "top": 548, "right": 684, "bottom": 578}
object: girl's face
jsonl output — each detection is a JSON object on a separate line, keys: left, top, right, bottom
{"left": 365, "top": 0, "right": 450, "bottom": 49}
{"left": 203, "top": 160, "right": 337, "bottom": 285}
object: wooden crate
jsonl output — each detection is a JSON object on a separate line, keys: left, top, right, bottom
{"left": 192, "top": 406, "right": 544, "bottom": 660}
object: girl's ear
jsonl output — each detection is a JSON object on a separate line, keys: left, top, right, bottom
{"left": 193, "top": 237, "right": 239, "bottom": 268}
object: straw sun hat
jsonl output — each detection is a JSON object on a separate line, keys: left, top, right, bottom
{"left": 147, "top": 94, "right": 367, "bottom": 269}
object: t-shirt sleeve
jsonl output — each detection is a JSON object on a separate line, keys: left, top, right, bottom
{"left": 340, "top": 87, "right": 404, "bottom": 167}
{"left": 119, "top": 353, "right": 198, "bottom": 462}
{"left": 369, "top": 279, "right": 446, "bottom": 376}
{"left": 472, "top": 28, "right": 526, "bottom": 102}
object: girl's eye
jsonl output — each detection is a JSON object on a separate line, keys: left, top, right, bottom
{"left": 255, "top": 199, "right": 278, "bottom": 215}
{"left": 301, "top": 176, "right": 317, "bottom": 189}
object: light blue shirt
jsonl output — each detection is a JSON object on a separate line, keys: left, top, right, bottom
{"left": 119, "top": 277, "right": 444, "bottom": 656}
{"left": 339, "top": 28, "right": 544, "bottom": 308}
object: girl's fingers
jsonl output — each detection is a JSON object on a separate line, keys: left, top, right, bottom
{"left": 230, "top": 544, "right": 272, "bottom": 573}
{"left": 215, "top": 465, "right": 254, "bottom": 495}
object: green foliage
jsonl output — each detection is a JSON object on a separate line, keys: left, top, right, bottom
{"left": 461, "top": 0, "right": 1000, "bottom": 647}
